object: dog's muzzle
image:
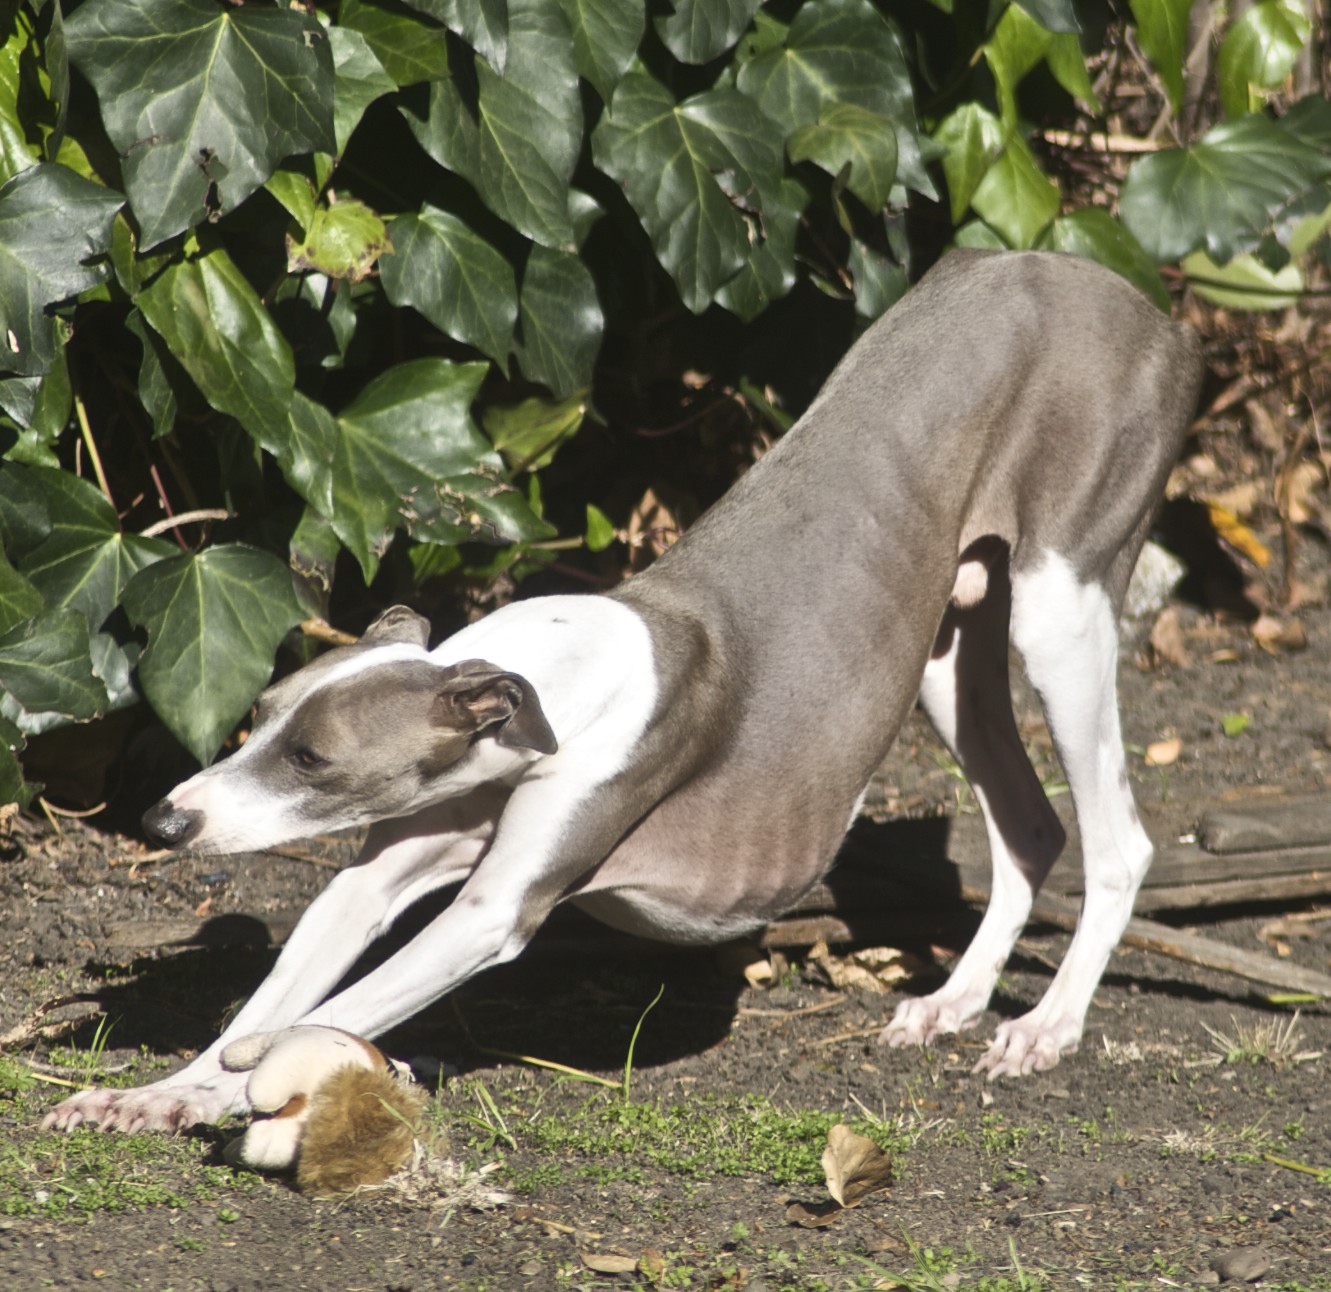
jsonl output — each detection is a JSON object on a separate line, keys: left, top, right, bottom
{"left": 142, "top": 799, "right": 204, "bottom": 849}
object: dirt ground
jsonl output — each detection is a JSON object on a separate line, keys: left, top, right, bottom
{"left": 3, "top": 508, "right": 1331, "bottom": 1288}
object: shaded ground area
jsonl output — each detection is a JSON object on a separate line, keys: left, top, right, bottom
{"left": 4, "top": 446, "right": 1331, "bottom": 1289}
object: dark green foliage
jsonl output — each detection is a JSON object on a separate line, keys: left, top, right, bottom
{"left": 0, "top": 0, "right": 1327, "bottom": 800}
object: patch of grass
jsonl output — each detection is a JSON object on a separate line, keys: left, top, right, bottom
{"left": 460, "top": 1088, "right": 904, "bottom": 1187}
{"left": 1202, "top": 1011, "right": 1319, "bottom": 1069}
{"left": 0, "top": 1089, "right": 259, "bottom": 1220}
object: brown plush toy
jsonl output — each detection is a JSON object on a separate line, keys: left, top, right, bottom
{"left": 221, "top": 1025, "right": 427, "bottom": 1196}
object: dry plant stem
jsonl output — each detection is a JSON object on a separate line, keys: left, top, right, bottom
{"left": 74, "top": 394, "right": 113, "bottom": 506}
{"left": 1275, "top": 401, "right": 1312, "bottom": 607}
{"left": 37, "top": 796, "right": 107, "bottom": 819}
{"left": 139, "top": 508, "right": 230, "bottom": 538}
{"left": 300, "top": 617, "right": 358, "bottom": 647}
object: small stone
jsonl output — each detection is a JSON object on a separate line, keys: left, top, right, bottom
{"left": 1209, "top": 1246, "right": 1273, "bottom": 1282}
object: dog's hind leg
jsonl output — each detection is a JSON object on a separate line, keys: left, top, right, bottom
{"left": 974, "top": 550, "right": 1152, "bottom": 1077}
{"left": 882, "top": 563, "right": 1066, "bottom": 1049}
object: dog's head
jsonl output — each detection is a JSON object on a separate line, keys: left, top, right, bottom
{"left": 141, "top": 606, "right": 557, "bottom": 855}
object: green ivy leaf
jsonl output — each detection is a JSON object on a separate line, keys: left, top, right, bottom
{"left": 66, "top": 0, "right": 334, "bottom": 250}
{"left": 0, "top": 713, "right": 30, "bottom": 807}
{"left": 484, "top": 393, "right": 586, "bottom": 472}
{"left": 1119, "top": 113, "right": 1331, "bottom": 263}
{"left": 136, "top": 245, "right": 295, "bottom": 446}
{"left": 934, "top": 102, "right": 1005, "bottom": 226}
{"left": 281, "top": 360, "right": 538, "bottom": 583}
{"left": 1040, "top": 208, "right": 1169, "bottom": 310}
{"left": 125, "top": 311, "right": 178, "bottom": 439}
{"left": 515, "top": 246, "right": 603, "bottom": 397}
{"left": 0, "top": 550, "right": 42, "bottom": 635}
{"left": 735, "top": 0, "right": 934, "bottom": 199}
{"left": 846, "top": 238, "right": 906, "bottom": 319}
{"left": 788, "top": 102, "right": 897, "bottom": 210}
{"left": 554, "top": 0, "right": 644, "bottom": 100}
{"left": 986, "top": 5, "right": 1096, "bottom": 126}
{"left": 339, "top": 0, "right": 450, "bottom": 86}
{"left": 380, "top": 205, "right": 517, "bottom": 368}
{"left": 585, "top": 503, "right": 615, "bottom": 552}
{"left": 656, "top": 0, "right": 763, "bottom": 65}
{"left": 328, "top": 25, "right": 397, "bottom": 155}
{"left": 405, "top": 0, "right": 580, "bottom": 250}
{"left": 405, "top": 0, "right": 509, "bottom": 72}
{"left": 121, "top": 545, "right": 303, "bottom": 766}
{"left": 1217, "top": 0, "right": 1311, "bottom": 119}
{"left": 1016, "top": 0, "right": 1081, "bottom": 34}
{"left": 970, "top": 136, "right": 1060, "bottom": 249}
{"left": 0, "top": 15, "right": 41, "bottom": 186}
{"left": 286, "top": 199, "right": 391, "bottom": 284}
{"left": 0, "top": 607, "right": 108, "bottom": 726}
{"left": 11, "top": 465, "right": 172, "bottom": 628}
{"left": 0, "top": 163, "right": 122, "bottom": 376}
{"left": 713, "top": 176, "right": 805, "bottom": 322}
{"left": 1183, "top": 249, "right": 1303, "bottom": 310}
{"left": 1126, "top": 0, "right": 1194, "bottom": 112}
{"left": 594, "top": 68, "right": 784, "bottom": 313}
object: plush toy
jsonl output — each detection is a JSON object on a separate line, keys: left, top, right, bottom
{"left": 221, "top": 1025, "right": 427, "bottom": 1196}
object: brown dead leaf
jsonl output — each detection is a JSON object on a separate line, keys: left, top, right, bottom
{"left": 1207, "top": 480, "right": 1263, "bottom": 518}
{"left": 807, "top": 941, "right": 921, "bottom": 994}
{"left": 1283, "top": 460, "right": 1323, "bottom": 525}
{"left": 639, "top": 1249, "right": 666, "bottom": 1282}
{"left": 194, "top": 894, "right": 213, "bottom": 918}
{"left": 580, "top": 1252, "right": 638, "bottom": 1274}
{"left": 1243, "top": 396, "right": 1285, "bottom": 454}
{"left": 1251, "top": 613, "right": 1308, "bottom": 654}
{"left": 1144, "top": 737, "right": 1182, "bottom": 767}
{"left": 1148, "top": 606, "right": 1189, "bottom": 668}
{"left": 624, "top": 486, "right": 692, "bottom": 573}
{"left": 821, "top": 1123, "right": 893, "bottom": 1208}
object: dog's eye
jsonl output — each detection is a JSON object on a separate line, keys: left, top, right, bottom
{"left": 288, "top": 747, "right": 327, "bottom": 770}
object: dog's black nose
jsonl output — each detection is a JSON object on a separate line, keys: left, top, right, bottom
{"left": 142, "top": 799, "right": 204, "bottom": 849}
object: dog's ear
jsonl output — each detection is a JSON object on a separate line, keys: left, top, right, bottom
{"left": 361, "top": 605, "right": 431, "bottom": 649}
{"left": 433, "top": 659, "right": 558, "bottom": 755}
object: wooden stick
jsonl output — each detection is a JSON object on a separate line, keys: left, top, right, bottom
{"left": 968, "top": 885, "right": 1331, "bottom": 998}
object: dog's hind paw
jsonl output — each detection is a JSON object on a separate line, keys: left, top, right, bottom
{"left": 973, "top": 1014, "right": 1081, "bottom": 1079}
{"left": 879, "top": 993, "right": 983, "bottom": 1048}
{"left": 41, "top": 1075, "right": 246, "bottom": 1135}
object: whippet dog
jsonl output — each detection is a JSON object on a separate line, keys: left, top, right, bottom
{"left": 45, "top": 249, "right": 1202, "bottom": 1134}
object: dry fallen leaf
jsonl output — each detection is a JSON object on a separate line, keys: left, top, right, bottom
{"left": 1144, "top": 737, "right": 1182, "bottom": 767}
{"left": 580, "top": 1252, "right": 638, "bottom": 1274}
{"left": 1282, "top": 459, "right": 1323, "bottom": 525}
{"left": 1148, "top": 606, "right": 1189, "bottom": 668}
{"left": 822, "top": 1123, "right": 894, "bottom": 1208}
{"left": 808, "top": 941, "right": 921, "bottom": 994}
{"left": 1251, "top": 614, "right": 1308, "bottom": 655}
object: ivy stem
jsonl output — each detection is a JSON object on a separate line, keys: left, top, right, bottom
{"left": 74, "top": 394, "right": 113, "bottom": 506}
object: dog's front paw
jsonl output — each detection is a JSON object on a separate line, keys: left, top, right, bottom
{"left": 973, "top": 1014, "right": 1081, "bottom": 1079}
{"left": 41, "top": 1074, "right": 248, "bottom": 1134}
{"left": 879, "top": 992, "right": 982, "bottom": 1048}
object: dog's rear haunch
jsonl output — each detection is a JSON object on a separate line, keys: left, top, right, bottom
{"left": 45, "top": 249, "right": 1201, "bottom": 1133}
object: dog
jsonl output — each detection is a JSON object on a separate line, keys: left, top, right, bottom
{"left": 44, "top": 249, "right": 1202, "bottom": 1133}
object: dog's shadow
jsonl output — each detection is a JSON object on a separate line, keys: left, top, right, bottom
{"left": 68, "top": 815, "right": 1270, "bottom": 1077}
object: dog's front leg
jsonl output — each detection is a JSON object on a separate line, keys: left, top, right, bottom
{"left": 273, "top": 776, "right": 630, "bottom": 1051}
{"left": 42, "top": 794, "right": 504, "bottom": 1134}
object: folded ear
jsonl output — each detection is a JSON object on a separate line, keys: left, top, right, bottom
{"left": 434, "top": 659, "right": 558, "bottom": 754}
{"left": 361, "top": 605, "right": 431, "bottom": 649}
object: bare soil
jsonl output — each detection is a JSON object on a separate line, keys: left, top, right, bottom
{"left": 2, "top": 529, "right": 1331, "bottom": 1291}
